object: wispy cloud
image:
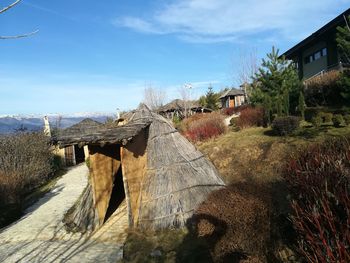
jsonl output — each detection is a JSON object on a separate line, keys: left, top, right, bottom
{"left": 114, "top": 0, "right": 350, "bottom": 43}
{"left": 22, "top": 1, "right": 77, "bottom": 21}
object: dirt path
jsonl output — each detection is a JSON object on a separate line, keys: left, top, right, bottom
{"left": 0, "top": 164, "right": 128, "bottom": 263}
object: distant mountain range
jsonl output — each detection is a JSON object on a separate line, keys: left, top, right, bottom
{"left": 0, "top": 113, "right": 116, "bottom": 134}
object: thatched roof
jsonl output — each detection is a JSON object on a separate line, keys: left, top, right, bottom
{"left": 133, "top": 106, "right": 225, "bottom": 228}
{"left": 60, "top": 118, "right": 102, "bottom": 138}
{"left": 220, "top": 88, "right": 245, "bottom": 98}
{"left": 157, "top": 99, "right": 200, "bottom": 112}
{"left": 57, "top": 117, "right": 151, "bottom": 147}
{"left": 61, "top": 104, "right": 225, "bottom": 230}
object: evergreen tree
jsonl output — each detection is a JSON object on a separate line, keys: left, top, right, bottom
{"left": 298, "top": 91, "right": 306, "bottom": 120}
{"left": 205, "top": 86, "right": 219, "bottom": 110}
{"left": 336, "top": 16, "right": 350, "bottom": 102}
{"left": 198, "top": 95, "right": 207, "bottom": 107}
{"left": 251, "top": 46, "right": 302, "bottom": 116}
{"left": 336, "top": 16, "right": 350, "bottom": 64}
{"left": 263, "top": 94, "right": 272, "bottom": 125}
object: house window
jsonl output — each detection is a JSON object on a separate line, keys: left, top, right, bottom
{"left": 309, "top": 55, "right": 314, "bottom": 63}
{"left": 314, "top": 51, "right": 321, "bottom": 60}
{"left": 304, "top": 47, "right": 327, "bottom": 64}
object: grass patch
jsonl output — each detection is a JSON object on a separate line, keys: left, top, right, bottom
{"left": 122, "top": 229, "right": 198, "bottom": 263}
{"left": 195, "top": 125, "right": 350, "bottom": 261}
{"left": 122, "top": 125, "right": 350, "bottom": 262}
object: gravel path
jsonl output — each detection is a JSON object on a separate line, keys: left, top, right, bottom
{"left": 0, "top": 164, "right": 128, "bottom": 263}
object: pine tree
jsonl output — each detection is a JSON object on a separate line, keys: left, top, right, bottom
{"left": 263, "top": 94, "right": 272, "bottom": 125}
{"left": 336, "top": 15, "right": 350, "bottom": 64}
{"left": 251, "top": 46, "right": 302, "bottom": 116}
{"left": 298, "top": 91, "right": 306, "bottom": 120}
{"left": 205, "top": 86, "right": 219, "bottom": 110}
{"left": 198, "top": 95, "right": 207, "bottom": 107}
{"left": 336, "top": 15, "right": 350, "bottom": 102}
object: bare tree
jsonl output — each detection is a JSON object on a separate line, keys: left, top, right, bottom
{"left": 143, "top": 85, "right": 166, "bottom": 111}
{"left": 0, "top": 0, "right": 38, "bottom": 39}
{"left": 237, "top": 48, "right": 259, "bottom": 85}
{"left": 178, "top": 84, "right": 192, "bottom": 118}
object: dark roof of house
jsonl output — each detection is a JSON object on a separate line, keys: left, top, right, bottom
{"left": 220, "top": 88, "right": 245, "bottom": 98}
{"left": 282, "top": 8, "right": 350, "bottom": 58}
{"left": 157, "top": 99, "right": 200, "bottom": 112}
{"left": 60, "top": 118, "right": 102, "bottom": 137}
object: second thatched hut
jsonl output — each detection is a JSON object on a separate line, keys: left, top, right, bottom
{"left": 57, "top": 105, "right": 225, "bottom": 231}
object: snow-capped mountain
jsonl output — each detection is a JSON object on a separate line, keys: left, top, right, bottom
{"left": 0, "top": 112, "right": 116, "bottom": 134}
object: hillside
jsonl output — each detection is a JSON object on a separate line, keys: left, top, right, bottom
{"left": 122, "top": 124, "right": 350, "bottom": 262}
{"left": 0, "top": 113, "right": 114, "bottom": 134}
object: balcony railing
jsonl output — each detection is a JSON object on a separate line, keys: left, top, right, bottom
{"left": 304, "top": 62, "right": 347, "bottom": 85}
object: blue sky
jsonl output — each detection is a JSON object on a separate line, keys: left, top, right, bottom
{"left": 0, "top": 0, "right": 349, "bottom": 115}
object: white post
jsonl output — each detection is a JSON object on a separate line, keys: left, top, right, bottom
{"left": 43, "top": 116, "right": 51, "bottom": 137}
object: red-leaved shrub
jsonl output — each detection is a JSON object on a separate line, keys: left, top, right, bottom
{"left": 221, "top": 105, "right": 250, "bottom": 116}
{"left": 182, "top": 113, "right": 226, "bottom": 142}
{"left": 235, "top": 107, "right": 265, "bottom": 129}
{"left": 284, "top": 137, "right": 350, "bottom": 262}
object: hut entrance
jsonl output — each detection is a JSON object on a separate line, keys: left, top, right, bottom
{"left": 104, "top": 166, "right": 125, "bottom": 222}
{"left": 74, "top": 145, "right": 85, "bottom": 164}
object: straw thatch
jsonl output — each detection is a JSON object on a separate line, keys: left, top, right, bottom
{"left": 220, "top": 88, "right": 245, "bottom": 99}
{"left": 58, "top": 118, "right": 152, "bottom": 148}
{"left": 60, "top": 118, "right": 102, "bottom": 137}
{"left": 59, "top": 104, "right": 225, "bottom": 231}
{"left": 157, "top": 99, "right": 212, "bottom": 119}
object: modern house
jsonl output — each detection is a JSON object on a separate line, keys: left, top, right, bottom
{"left": 282, "top": 8, "right": 350, "bottom": 80}
{"left": 220, "top": 88, "right": 245, "bottom": 108}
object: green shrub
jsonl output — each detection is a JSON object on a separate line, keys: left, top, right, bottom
{"left": 85, "top": 157, "right": 90, "bottom": 169}
{"left": 272, "top": 116, "right": 300, "bottom": 136}
{"left": 318, "top": 112, "right": 333, "bottom": 123}
{"left": 311, "top": 115, "right": 322, "bottom": 128}
{"left": 229, "top": 117, "right": 237, "bottom": 126}
{"left": 332, "top": 114, "right": 345, "bottom": 128}
{"left": 344, "top": 114, "right": 350, "bottom": 125}
{"left": 51, "top": 154, "right": 63, "bottom": 173}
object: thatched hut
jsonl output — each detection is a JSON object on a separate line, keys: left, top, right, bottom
{"left": 57, "top": 118, "right": 102, "bottom": 166}
{"left": 158, "top": 99, "right": 212, "bottom": 119}
{"left": 57, "top": 105, "right": 225, "bottom": 231}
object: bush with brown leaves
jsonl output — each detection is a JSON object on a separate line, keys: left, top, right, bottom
{"left": 181, "top": 113, "right": 227, "bottom": 142}
{"left": 186, "top": 183, "right": 271, "bottom": 262}
{"left": 235, "top": 107, "right": 265, "bottom": 129}
{"left": 0, "top": 132, "right": 53, "bottom": 205}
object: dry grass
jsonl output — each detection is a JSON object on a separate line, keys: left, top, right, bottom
{"left": 122, "top": 125, "right": 350, "bottom": 262}
{"left": 188, "top": 183, "right": 271, "bottom": 262}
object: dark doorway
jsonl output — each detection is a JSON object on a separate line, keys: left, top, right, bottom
{"left": 74, "top": 145, "right": 85, "bottom": 164}
{"left": 104, "top": 166, "right": 126, "bottom": 223}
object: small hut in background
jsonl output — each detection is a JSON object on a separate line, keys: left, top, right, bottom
{"left": 158, "top": 99, "right": 212, "bottom": 119}
{"left": 57, "top": 118, "right": 102, "bottom": 166}
{"left": 57, "top": 105, "right": 225, "bottom": 231}
{"left": 220, "top": 88, "right": 246, "bottom": 108}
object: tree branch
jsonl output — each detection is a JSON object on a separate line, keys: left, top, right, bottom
{"left": 343, "top": 15, "right": 350, "bottom": 32}
{"left": 0, "top": 29, "right": 39, "bottom": 39}
{"left": 0, "top": 0, "right": 21, "bottom": 14}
